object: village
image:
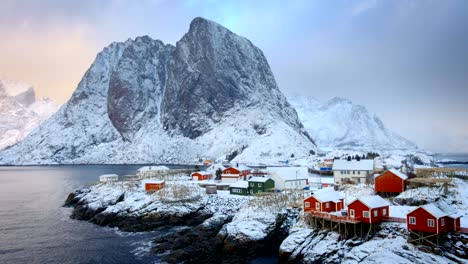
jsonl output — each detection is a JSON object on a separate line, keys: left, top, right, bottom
{"left": 95, "top": 154, "right": 468, "bottom": 258}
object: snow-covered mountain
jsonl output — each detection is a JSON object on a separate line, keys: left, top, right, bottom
{"left": 288, "top": 94, "right": 417, "bottom": 150}
{"left": 0, "top": 80, "right": 59, "bottom": 150}
{"left": 0, "top": 18, "right": 316, "bottom": 165}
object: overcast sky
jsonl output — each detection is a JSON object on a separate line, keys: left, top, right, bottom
{"left": 1, "top": 0, "right": 467, "bottom": 153}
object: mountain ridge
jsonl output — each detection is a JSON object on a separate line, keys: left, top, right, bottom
{"left": 287, "top": 94, "right": 417, "bottom": 151}
{"left": 0, "top": 17, "right": 316, "bottom": 165}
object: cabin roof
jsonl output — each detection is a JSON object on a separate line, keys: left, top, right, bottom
{"left": 229, "top": 180, "right": 249, "bottom": 188}
{"left": 332, "top": 159, "right": 374, "bottom": 171}
{"left": 350, "top": 195, "right": 390, "bottom": 209}
{"left": 248, "top": 177, "right": 271, "bottom": 183}
{"left": 375, "top": 169, "right": 407, "bottom": 180}
{"left": 146, "top": 180, "right": 165, "bottom": 184}
{"left": 413, "top": 201, "right": 458, "bottom": 219}
{"left": 99, "top": 174, "right": 118, "bottom": 178}
{"left": 192, "top": 171, "right": 210, "bottom": 175}
{"left": 266, "top": 166, "right": 309, "bottom": 180}
{"left": 312, "top": 189, "right": 344, "bottom": 203}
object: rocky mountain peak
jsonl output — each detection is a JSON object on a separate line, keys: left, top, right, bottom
{"left": 0, "top": 18, "right": 316, "bottom": 165}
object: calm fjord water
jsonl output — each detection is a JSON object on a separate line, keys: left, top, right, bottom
{"left": 0, "top": 165, "right": 159, "bottom": 264}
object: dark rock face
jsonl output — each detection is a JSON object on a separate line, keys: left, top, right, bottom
{"left": 162, "top": 17, "right": 306, "bottom": 139}
{"left": 108, "top": 37, "right": 174, "bottom": 141}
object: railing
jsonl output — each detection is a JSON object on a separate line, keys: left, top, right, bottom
{"left": 385, "top": 217, "right": 406, "bottom": 223}
{"left": 307, "top": 210, "right": 361, "bottom": 223}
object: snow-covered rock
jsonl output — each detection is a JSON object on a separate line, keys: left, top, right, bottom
{"left": 0, "top": 80, "right": 59, "bottom": 150}
{"left": 0, "top": 17, "right": 316, "bottom": 165}
{"left": 288, "top": 94, "right": 417, "bottom": 151}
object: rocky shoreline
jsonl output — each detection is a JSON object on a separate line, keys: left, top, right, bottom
{"left": 63, "top": 180, "right": 299, "bottom": 263}
{"left": 64, "top": 181, "right": 468, "bottom": 263}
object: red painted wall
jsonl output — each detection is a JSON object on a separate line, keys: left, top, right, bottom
{"left": 304, "top": 197, "right": 344, "bottom": 213}
{"left": 375, "top": 171, "right": 406, "bottom": 193}
{"left": 303, "top": 196, "right": 319, "bottom": 213}
{"left": 348, "top": 200, "right": 389, "bottom": 224}
{"left": 407, "top": 207, "right": 445, "bottom": 234}
{"left": 145, "top": 182, "right": 165, "bottom": 191}
{"left": 223, "top": 167, "right": 251, "bottom": 179}
{"left": 192, "top": 172, "right": 211, "bottom": 181}
{"left": 445, "top": 217, "right": 460, "bottom": 232}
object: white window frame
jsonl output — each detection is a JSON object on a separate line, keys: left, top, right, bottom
{"left": 427, "top": 219, "right": 435, "bottom": 227}
{"left": 441, "top": 218, "right": 445, "bottom": 226}
{"left": 409, "top": 216, "right": 416, "bottom": 225}
{"left": 325, "top": 202, "right": 330, "bottom": 208}
{"left": 250, "top": 183, "right": 254, "bottom": 187}
{"left": 316, "top": 202, "right": 320, "bottom": 210}
{"left": 374, "top": 210, "right": 378, "bottom": 217}
{"left": 305, "top": 202, "right": 310, "bottom": 208}
{"left": 363, "top": 211, "right": 370, "bottom": 218}
{"left": 258, "top": 183, "right": 262, "bottom": 187}
{"left": 350, "top": 209, "right": 355, "bottom": 217}
{"left": 383, "top": 209, "right": 387, "bottom": 216}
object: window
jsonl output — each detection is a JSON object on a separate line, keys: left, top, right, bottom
{"left": 357, "top": 171, "right": 361, "bottom": 175}
{"left": 374, "top": 210, "right": 378, "bottom": 217}
{"left": 316, "top": 202, "right": 320, "bottom": 210}
{"left": 383, "top": 209, "right": 387, "bottom": 216}
{"left": 250, "top": 183, "right": 254, "bottom": 187}
{"left": 427, "top": 219, "right": 435, "bottom": 227}
{"left": 441, "top": 218, "right": 445, "bottom": 226}
{"left": 363, "top": 211, "right": 370, "bottom": 218}
{"left": 258, "top": 183, "right": 261, "bottom": 187}
{"left": 409, "top": 216, "right": 416, "bottom": 225}
{"left": 353, "top": 171, "right": 356, "bottom": 175}
{"left": 305, "top": 202, "right": 310, "bottom": 208}
{"left": 325, "top": 202, "right": 330, "bottom": 208}
{"left": 350, "top": 209, "right": 355, "bottom": 217}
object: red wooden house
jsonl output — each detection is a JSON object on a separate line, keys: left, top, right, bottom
{"left": 191, "top": 171, "right": 212, "bottom": 181}
{"left": 145, "top": 180, "right": 165, "bottom": 192}
{"left": 407, "top": 202, "right": 460, "bottom": 234}
{"left": 348, "top": 195, "right": 390, "bottom": 224}
{"left": 304, "top": 189, "right": 345, "bottom": 213}
{"left": 221, "top": 165, "right": 251, "bottom": 182}
{"left": 374, "top": 169, "right": 407, "bottom": 194}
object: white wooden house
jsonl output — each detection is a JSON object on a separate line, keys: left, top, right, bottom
{"left": 267, "top": 167, "right": 309, "bottom": 190}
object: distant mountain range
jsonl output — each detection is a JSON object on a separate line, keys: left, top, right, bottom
{"left": 287, "top": 95, "right": 417, "bottom": 151}
{"left": 0, "top": 18, "right": 316, "bottom": 165}
{"left": 0, "top": 80, "right": 59, "bottom": 150}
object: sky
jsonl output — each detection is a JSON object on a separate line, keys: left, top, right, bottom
{"left": 0, "top": 0, "right": 467, "bottom": 153}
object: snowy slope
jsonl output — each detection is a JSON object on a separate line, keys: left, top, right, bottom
{"left": 0, "top": 80, "right": 59, "bottom": 150}
{"left": 0, "top": 18, "right": 316, "bottom": 165}
{"left": 288, "top": 94, "right": 417, "bottom": 150}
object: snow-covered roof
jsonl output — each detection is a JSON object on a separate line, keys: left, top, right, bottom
{"left": 145, "top": 180, "right": 165, "bottom": 184}
{"left": 332, "top": 159, "right": 374, "bottom": 171}
{"left": 99, "top": 174, "right": 118, "bottom": 178}
{"left": 375, "top": 168, "right": 407, "bottom": 180}
{"left": 420, "top": 204, "right": 448, "bottom": 218}
{"left": 138, "top": 165, "right": 170, "bottom": 171}
{"left": 350, "top": 195, "right": 390, "bottom": 209}
{"left": 232, "top": 164, "right": 251, "bottom": 171}
{"left": 229, "top": 181, "right": 249, "bottom": 188}
{"left": 417, "top": 201, "right": 457, "bottom": 219}
{"left": 312, "top": 189, "right": 344, "bottom": 203}
{"left": 192, "top": 171, "right": 211, "bottom": 175}
{"left": 267, "top": 166, "right": 309, "bottom": 180}
{"left": 248, "top": 177, "right": 271, "bottom": 183}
